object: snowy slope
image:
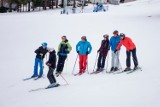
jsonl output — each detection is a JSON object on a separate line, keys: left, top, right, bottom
{"left": 0, "top": 0, "right": 160, "bottom": 107}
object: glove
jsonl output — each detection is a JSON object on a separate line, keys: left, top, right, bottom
{"left": 97, "top": 50, "right": 100, "bottom": 53}
{"left": 86, "top": 51, "right": 89, "bottom": 55}
{"left": 66, "top": 50, "right": 70, "bottom": 54}
{"left": 114, "top": 49, "right": 117, "bottom": 53}
{"left": 57, "top": 52, "right": 60, "bottom": 55}
{"left": 40, "top": 53, "right": 43, "bottom": 57}
{"left": 77, "top": 51, "right": 79, "bottom": 54}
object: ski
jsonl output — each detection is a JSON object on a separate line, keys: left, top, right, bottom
{"left": 29, "top": 84, "right": 68, "bottom": 92}
{"left": 45, "top": 84, "right": 60, "bottom": 89}
{"left": 23, "top": 77, "right": 36, "bottom": 81}
{"left": 126, "top": 67, "right": 142, "bottom": 74}
{"left": 34, "top": 76, "right": 45, "bottom": 80}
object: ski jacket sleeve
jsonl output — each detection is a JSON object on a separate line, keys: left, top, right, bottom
{"left": 48, "top": 51, "right": 56, "bottom": 69}
{"left": 66, "top": 42, "right": 72, "bottom": 53}
{"left": 35, "top": 47, "right": 40, "bottom": 54}
{"left": 116, "top": 40, "right": 123, "bottom": 50}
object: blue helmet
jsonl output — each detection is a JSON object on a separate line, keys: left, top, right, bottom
{"left": 42, "top": 42, "right": 47, "bottom": 47}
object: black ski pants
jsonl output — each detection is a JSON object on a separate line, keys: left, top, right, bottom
{"left": 47, "top": 67, "right": 56, "bottom": 84}
{"left": 56, "top": 55, "right": 67, "bottom": 72}
{"left": 126, "top": 48, "right": 138, "bottom": 68}
{"left": 97, "top": 53, "right": 107, "bottom": 69}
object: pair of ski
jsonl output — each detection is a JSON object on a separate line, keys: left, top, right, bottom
{"left": 29, "top": 84, "right": 68, "bottom": 92}
{"left": 112, "top": 67, "right": 142, "bottom": 74}
{"left": 23, "top": 76, "right": 44, "bottom": 81}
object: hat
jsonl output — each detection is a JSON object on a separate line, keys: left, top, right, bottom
{"left": 47, "top": 47, "right": 54, "bottom": 52}
{"left": 103, "top": 34, "right": 109, "bottom": 38}
{"left": 42, "top": 42, "right": 47, "bottom": 47}
{"left": 120, "top": 33, "right": 125, "bottom": 37}
{"left": 113, "top": 30, "right": 119, "bottom": 35}
{"left": 81, "top": 36, "right": 87, "bottom": 40}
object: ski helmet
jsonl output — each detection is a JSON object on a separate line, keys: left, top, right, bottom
{"left": 42, "top": 42, "right": 47, "bottom": 47}
{"left": 103, "top": 34, "right": 109, "bottom": 38}
{"left": 120, "top": 33, "right": 125, "bottom": 37}
{"left": 113, "top": 30, "right": 119, "bottom": 35}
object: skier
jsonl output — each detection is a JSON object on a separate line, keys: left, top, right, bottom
{"left": 96, "top": 34, "right": 110, "bottom": 72}
{"left": 31, "top": 42, "right": 48, "bottom": 78}
{"left": 76, "top": 36, "right": 92, "bottom": 75}
{"left": 93, "top": 1, "right": 106, "bottom": 12}
{"left": 109, "top": 30, "right": 121, "bottom": 72}
{"left": 115, "top": 33, "right": 139, "bottom": 71}
{"left": 56, "top": 36, "right": 72, "bottom": 76}
{"left": 46, "top": 48, "right": 59, "bottom": 88}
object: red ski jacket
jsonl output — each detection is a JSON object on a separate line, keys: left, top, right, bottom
{"left": 116, "top": 37, "right": 136, "bottom": 51}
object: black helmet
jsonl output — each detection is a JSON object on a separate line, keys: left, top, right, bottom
{"left": 120, "top": 33, "right": 125, "bottom": 37}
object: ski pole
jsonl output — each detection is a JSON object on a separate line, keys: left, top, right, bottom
{"left": 105, "top": 52, "right": 109, "bottom": 72}
{"left": 66, "top": 57, "right": 68, "bottom": 74}
{"left": 86, "top": 57, "right": 89, "bottom": 74}
{"left": 93, "top": 52, "right": 98, "bottom": 72}
{"left": 72, "top": 54, "right": 78, "bottom": 75}
{"left": 60, "top": 74, "right": 69, "bottom": 85}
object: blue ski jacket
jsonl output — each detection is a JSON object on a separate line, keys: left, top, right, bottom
{"left": 109, "top": 36, "right": 121, "bottom": 51}
{"left": 76, "top": 40, "right": 92, "bottom": 55}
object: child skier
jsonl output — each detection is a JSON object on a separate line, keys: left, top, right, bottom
{"left": 93, "top": 1, "right": 106, "bottom": 12}
{"left": 46, "top": 48, "right": 59, "bottom": 88}
{"left": 76, "top": 36, "right": 92, "bottom": 75}
{"left": 31, "top": 42, "right": 48, "bottom": 78}
{"left": 56, "top": 36, "right": 72, "bottom": 76}
{"left": 96, "top": 34, "right": 110, "bottom": 72}
{"left": 109, "top": 30, "right": 121, "bottom": 72}
{"left": 115, "top": 33, "right": 139, "bottom": 71}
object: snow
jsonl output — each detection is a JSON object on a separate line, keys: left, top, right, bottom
{"left": 0, "top": 0, "right": 160, "bottom": 107}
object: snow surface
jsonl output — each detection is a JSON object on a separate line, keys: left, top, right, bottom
{"left": 0, "top": 0, "right": 160, "bottom": 107}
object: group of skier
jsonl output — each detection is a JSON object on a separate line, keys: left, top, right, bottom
{"left": 31, "top": 30, "right": 139, "bottom": 88}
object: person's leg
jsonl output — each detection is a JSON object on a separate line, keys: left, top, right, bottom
{"left": 39, "top": 59, "right": 44, "bottom": 77}
{"left": 132, "top": 48, "right": 138, "bottom": 67}
{"left": 97, "top": 53, "right": 102, "bottom": 70}
{"left": 102, "top": 55, "right": 107, "bottom": 69}
{"left": 33, "top": 58, "right": 39, "bottom": 76}
{"left": 114, "top": 51, "right": 120, "bottom": 71}
{"left": 56, "top": 55, "right": 63, "bottom": 72}
{"left": 47, "top": 68, "right": 56, "bottom": 84}
{"left": 59, "top": 56, "right": 67, "bottom": 72}
{"left": 111, "top": 51, "right": 115, "bottom": 67}
{"left": 83, "top": 55, "right": 88, "bottom": 72}
{"left": 79, "top": 55, "right": 83, "bottom": 73}
{"left": 126, "top": 51, "right": 131, "bottom": 68}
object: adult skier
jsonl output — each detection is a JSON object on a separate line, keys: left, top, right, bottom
{"left": 56, "top": 36, "right": 72, "bottom": 76}
{"left": 46, "top": 48, "right": 59, "bottom": 88}
{"left": 76, "top": 36, "right": 92, "bottom": 75}
{"left": 31, "top": 42, "right": 48, "bottom": 78}
{"left": 109, "top": 30, "right": 121, "bottom": 72}
{"left": 96, "top": 34, "right": 110, "bottom": 72}
{"left": 115, "top": 33, "right": 139, "bottom": 71}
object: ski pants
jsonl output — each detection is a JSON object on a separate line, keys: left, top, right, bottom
{"left": 79, "top": 54, "right": 88, "bottom": 73}
{"left": 111, "top": 51, "right": 120, "bottom": 68}
{"left": 97, "top": 52, "right": 108, "bottom": 69}
{"left": 47, "top": 67, "right": 56, "bottom": 84}
{"left": 126, "top": 48, "right": 138, "bottom": 68}
{"left": 33, "top": 58, "right": 43, "bottom": 76}
{"left": 56, "top": 55, "right": 67, "bottom": 73}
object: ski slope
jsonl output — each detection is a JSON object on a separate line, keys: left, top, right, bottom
{"left": 0, "top": 0, "right": 160, "bottom": 107}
